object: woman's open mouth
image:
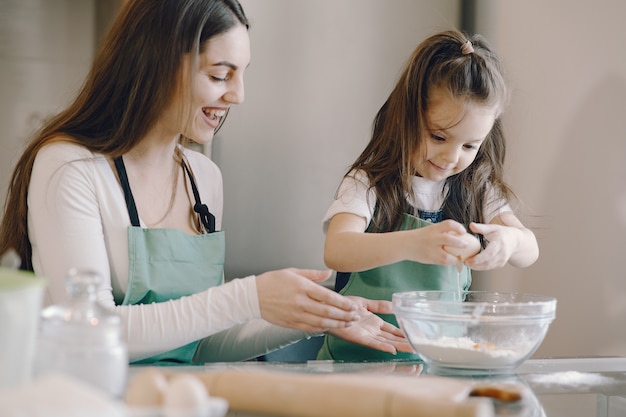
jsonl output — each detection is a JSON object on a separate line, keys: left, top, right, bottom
{"left": 202, "top": 108, "right": 227, "bottom": 128}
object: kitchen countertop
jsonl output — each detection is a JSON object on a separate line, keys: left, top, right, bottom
{"left": 130, "top": 357, "right": 626, "bottom": 417}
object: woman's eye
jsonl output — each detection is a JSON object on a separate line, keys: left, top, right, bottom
{"left": 209, "top": 74, "right": 229, "bottom": 82}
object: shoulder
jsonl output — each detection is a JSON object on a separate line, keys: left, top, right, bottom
{"left": 33, "top": 140, "right": 109, "bottom": 181}
{"left": 35, "top": 140, "right": 98, "bottom": 164}
{"left": 182, "top": 146, "right": 222, "bottom": 181}
{"left": 484, "top": 182, "right": 512, "bottom": 222}
{"left": 322, "top": 169, "right": 376, "bottom": 229}
{"left": 346, "top": 169, "right": 370, "bottom": 186}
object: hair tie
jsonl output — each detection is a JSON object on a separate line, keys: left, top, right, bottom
{"left": 461, "top": 40, "right": 474, "bottom": 55}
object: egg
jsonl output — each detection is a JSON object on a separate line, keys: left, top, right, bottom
{"left": 163, "top": 374, "right": 211, "bottom": 417}
{"left": 124, "top": 367, "right": 169, "bottom": 407}
{"left": 443, "top": 233, "right": 481, "bottom": 261}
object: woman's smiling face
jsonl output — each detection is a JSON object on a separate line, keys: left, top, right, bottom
{"left": 176, "top": 23, "right": 250, "bottom": 144}
{"left": 413, "top": 88, "right": 498, "bottom": 181}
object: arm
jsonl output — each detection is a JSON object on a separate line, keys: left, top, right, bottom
{"left": 192, "top": 319, "right": 309, "bottom": 362}
{"left": 193, "top": 297, "right": 413, "bottom": 363}
{"left": 466, "top": 211, "right": 539, "bottom": 270}
{"left": 29, "top": 144, "right": 362, "bottom": 361}
{"left": 324, "top": 212, "right": 474, "bottom": 272}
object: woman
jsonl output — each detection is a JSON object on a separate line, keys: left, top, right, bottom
{"left": 0, "top": 0, "right": 411, "bottom": 363}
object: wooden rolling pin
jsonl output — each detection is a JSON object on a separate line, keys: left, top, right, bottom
{"left": 190, "top": 369, "right": 495, "bottom": 417}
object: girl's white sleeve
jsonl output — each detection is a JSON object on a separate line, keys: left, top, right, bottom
{"left": 27, "top": 143, "right": 281, "bottom": 362}
{"left": 322, "top": 170, "right": 375, "bottom": 233}
{"left": 484, "top": 185, "right": 513, "bottom": 223}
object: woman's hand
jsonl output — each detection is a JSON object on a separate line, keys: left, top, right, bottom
{"left": 328, "top": 296, "right": 414, "bottom": 355}
{"left": 256, "top": 268, "right": 360, "bottom": 334}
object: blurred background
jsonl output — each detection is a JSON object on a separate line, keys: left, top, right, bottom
{"left": 1, "top": 0, "right": 625, "bottom": 360}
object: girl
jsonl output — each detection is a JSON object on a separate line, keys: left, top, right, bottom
{"left": 318, "top": 30, "right": 539, "bottom": 361}
{"left": 0, "top": 0, "right": 410, "bottom": 363}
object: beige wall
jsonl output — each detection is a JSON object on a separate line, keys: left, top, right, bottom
{"left": 472, "top": 0, "right": 626, "bottom": 357}
{"left": 215, "top": 0, "right": 461, "bottom": 278}
{"left": 0, "top": 0, "right": 95, "bottom": 210}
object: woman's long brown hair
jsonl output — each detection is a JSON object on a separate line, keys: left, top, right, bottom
{"left": 0, "top": 0, "right": 249, "bottom": 270}
{"left": 346, "top": 30, "right": 514, "bottom": 239}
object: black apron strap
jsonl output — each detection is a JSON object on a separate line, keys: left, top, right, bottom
{"left": 114, "top": 155, "right": 216, "bottom": 233}
{"left": 334, "top": 271, "right": 351, "bottom": 292}
{"left": 182, "top": 160, "right": 216, "bottom": 233}
{"left": 114, "top": 156, "right": 141, "bottom": 227}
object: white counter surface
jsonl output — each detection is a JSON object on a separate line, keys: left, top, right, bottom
{"left": 127, "top": 357, "right": 626, "bottom": 417}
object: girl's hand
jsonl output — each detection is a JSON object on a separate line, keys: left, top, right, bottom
{"left": 256, "top": 268, "right": 360, "bottom": 334}
{"left": 328, "top": 296, "right": 414, "bottom": 355}
{"left": 407, "top": 219, "right": 475, "bottom": 266}
{"left": 465, "top": 222, "right": 516, "bottom": 270}
{"left": 466, "top": 213, "right": 538, "bottom": 269}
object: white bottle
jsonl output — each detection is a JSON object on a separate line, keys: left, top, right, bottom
{"left": 35, "top": 268, "right": 128, "bottom": 397}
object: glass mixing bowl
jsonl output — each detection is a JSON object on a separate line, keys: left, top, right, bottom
{"left": 392, "top": 291, "right": 557, "bottom": 374}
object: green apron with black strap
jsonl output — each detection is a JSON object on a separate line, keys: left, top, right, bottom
{"left": 317, "top": 211, "right": 472, "bottom": 362}
{"left": 114, "top": 156, "right": 225, "bottom": 364}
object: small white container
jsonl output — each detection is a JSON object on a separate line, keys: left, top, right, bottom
{"left": 0, "top": 267, "right": 46, "bottom": 388}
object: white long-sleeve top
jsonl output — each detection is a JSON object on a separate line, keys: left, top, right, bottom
{"left": 28, "top": 141, "right": 305, "bottom": 362}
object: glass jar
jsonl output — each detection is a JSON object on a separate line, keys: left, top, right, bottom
{"left": 35, "top": 268, "right": 128, "bottom": 397}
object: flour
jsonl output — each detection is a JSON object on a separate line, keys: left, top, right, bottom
{"left": 526, "top": 371, "right": 615, "bottom": 387}
{"left": 411, "top": 336, "right": 529, "bottom": 367}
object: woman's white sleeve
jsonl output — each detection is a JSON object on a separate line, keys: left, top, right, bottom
{"left": 192, "top": 320, "right": 311, "bottom": 363}
{"left": 27, "top": 145, "right": 275, "bottom": 362}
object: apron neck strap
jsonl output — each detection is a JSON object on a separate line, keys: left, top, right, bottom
{"left": 114, "top": 156, "right": 140, "bottom": 227}
{"left": 113, "top": 156, "right": 216, "bottom": 233}
{"left": 182, "top": 160, "right": 216, "bottom": 233}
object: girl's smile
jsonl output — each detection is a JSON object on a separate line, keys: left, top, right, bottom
{"left": 415, "top": 88, "right": 498, "bottom": 181}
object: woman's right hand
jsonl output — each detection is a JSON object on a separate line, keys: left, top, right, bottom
{"left": 255, "top": 268, "right": 360, "bottom": 333}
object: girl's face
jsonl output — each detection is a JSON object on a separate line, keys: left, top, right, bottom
{"left": 180, "top": 23, "right": 250, "bottom": 144}
{"left": 414, "top": 88, "right": 497, "bottom": 181}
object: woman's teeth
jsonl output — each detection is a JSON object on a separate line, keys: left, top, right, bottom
{"left": 204, "top": 108, "right": 226, "bottom": 119}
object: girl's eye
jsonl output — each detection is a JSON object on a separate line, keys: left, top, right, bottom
{"left": 430, "top": 134, "right": 445, "bottom": 142}
{"left": 464, "top": 144, "right": 476, "bottom": 150}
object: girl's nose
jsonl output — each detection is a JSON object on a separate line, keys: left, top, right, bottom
{"left": 442, "top": 146, "right": 461, "bottom": 164}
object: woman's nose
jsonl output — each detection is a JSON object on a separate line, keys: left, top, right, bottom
{"left": 224, "top": 78, "right": 244, "bottom": 104}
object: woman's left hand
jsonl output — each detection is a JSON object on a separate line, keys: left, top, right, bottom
{"left": 327, "top": 297, "right": 414, "bottom": 355}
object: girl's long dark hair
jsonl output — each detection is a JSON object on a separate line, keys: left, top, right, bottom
{"left": 0, "top": 0, "right": 249, "bottom": 270}
{"left": 347, "top": 29, "right": 513, "bottom": 237}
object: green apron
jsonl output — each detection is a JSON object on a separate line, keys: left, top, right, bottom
{"left": 317, "top": 212, "right": 472, "bottom": 362}
{"left": 114, "top": 157, "right": 225, "bottom": 364}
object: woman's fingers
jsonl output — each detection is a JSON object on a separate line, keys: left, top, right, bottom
{"left": 293, "top": 268, "right": 333, "bottom": 283}
{"left": 348, "top": 297, "right": 394, "bottom": 315}
{"left": 327, "top": 310, "right": 414, "bottom": 354}
{"left": 256, "top": 268, "right": 359, "bottom": 332}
